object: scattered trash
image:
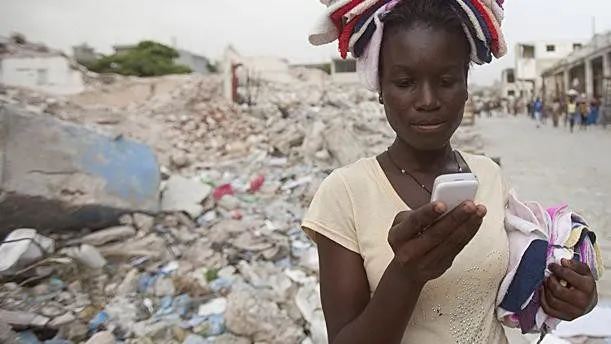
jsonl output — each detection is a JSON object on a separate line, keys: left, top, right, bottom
{"left": 197, "top": 298, "right": 227, "bottom": 317}
{"left": 213, "top": 184, "right": 235, "bottom": 201}
{"left": 0, "top": 229, "right": 55, "bottom": 276}
{"left": 247, "top": 175, "right": 265, "bottom": 193}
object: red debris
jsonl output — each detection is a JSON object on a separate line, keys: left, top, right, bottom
{"left": 248, "top": 175, "right": 266, "bottom": 193}
{"left": 213, "top": 183, "right": 234, "bottom": 200}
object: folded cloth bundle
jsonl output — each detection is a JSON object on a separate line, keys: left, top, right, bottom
{"left": 308, "top": 0, "right": 508, "bottom": 91}
{"left": 497, "top": 190, "right": 604, "bottom": 334}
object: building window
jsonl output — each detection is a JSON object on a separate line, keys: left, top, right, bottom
{"left": 508, "top": 90, "right": 515, "bottom": 96}
{"left": 546, "top": 45, "right": 556, "bottom": 52}
{"left": 507, "top": 70, "right": 515, "bottom": 83}
{"left": 521, "top": 45, "right": 535, "bottom": 58}
{"left": 333, "top": 59, "right": 356, "bottom": 73}
{"left": 37, "top": 69, "right": 48, "bottom": 85}
{"left": 573, "top": 43, "right": 583, "bottom": 50}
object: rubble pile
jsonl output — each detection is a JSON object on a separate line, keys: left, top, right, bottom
{"left": 0, "top": 70, "right": 485, "bottom": 344}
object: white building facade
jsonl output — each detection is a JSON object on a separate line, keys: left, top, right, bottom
{"left": 514, "top": 40, "right": 584, "bottom": 98}
{"left": 0, "top": 53, "right": 84, "bottom": 95}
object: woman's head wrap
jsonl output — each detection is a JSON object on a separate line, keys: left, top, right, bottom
{"left": 308, "top": 0, "right": 507, "bottom": 91}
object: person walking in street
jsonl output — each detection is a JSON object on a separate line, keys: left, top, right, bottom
{"left": 534, "top": 97, "right": 543, "bottom": 128}
{"left": 567, "top": 98, "right": 577, "bottom": 133}
{"left": 304, "top": 1, "right": 598, "bottom": 343}
{"left": 579, "top": 97, "right": 589, "bottom": 131}
{"left": 552, "top": 98, "right": 561, "bottom": 128}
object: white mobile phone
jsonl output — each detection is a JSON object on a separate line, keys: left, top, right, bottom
{"left": 430, "top": 173, "right": 479, "bottom": 212}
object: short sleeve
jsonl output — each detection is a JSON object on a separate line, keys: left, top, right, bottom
{"left": 301, "top": 170, "right": 359, "bottom": 254}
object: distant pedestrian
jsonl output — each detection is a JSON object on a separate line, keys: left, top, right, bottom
{"left": 552, "top": 98, "right": 561, "bottom": 127}
{"left": 567, "top": 98, "right": 577, "bottom": 132}
{"left": 533, "top": 97, "right": 543, "bottom": 128}
{"left": 579, "top": 100, "right": 589, "bottom": 131}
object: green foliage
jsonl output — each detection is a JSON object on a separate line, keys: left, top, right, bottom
{"left": 206, "top": 61, "right": 219, "bottom": 73}
{"left": 84, "top": 40, "right": 192, "bottom": 77}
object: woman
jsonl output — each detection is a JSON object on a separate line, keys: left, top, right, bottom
{"left": 303, "top": 0, "right": 597, "bottom": 343}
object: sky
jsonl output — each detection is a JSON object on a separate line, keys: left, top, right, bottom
{"left": 1, "top": 0, "right": 611, "bottom": 85}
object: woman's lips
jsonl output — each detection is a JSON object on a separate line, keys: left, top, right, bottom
{"left": 410, "top": 122, "right": 446, "bottom": 133}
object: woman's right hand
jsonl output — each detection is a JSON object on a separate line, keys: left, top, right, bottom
{"left": 388, "top": 201, "right": 487, "bottom": 285}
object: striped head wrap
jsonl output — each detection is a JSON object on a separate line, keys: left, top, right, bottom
{"left": 308, "top": 0, "right": 507, "bottom": 91}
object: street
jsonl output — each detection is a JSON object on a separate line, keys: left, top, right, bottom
{"left": 475, "top": 116, "right": 611, "bottom": 343}
{"left": 476, "top": 115, "right": 611, "bottom": 298}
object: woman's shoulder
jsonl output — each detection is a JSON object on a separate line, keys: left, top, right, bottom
{"left": 460, "top": 151, "right": 502, "bottom": 175}
{"left": 324, "top": 156, "right": 379, "bottom": 186}
{"left": 312, "top": 156, "right": 381, "bottom": 204}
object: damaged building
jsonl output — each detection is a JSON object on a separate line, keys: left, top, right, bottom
{"left": 513, "top": 40, "right": 585, "bottom": 99}
{"left": 542, "top": 31, "right": 611, "bottom": 102}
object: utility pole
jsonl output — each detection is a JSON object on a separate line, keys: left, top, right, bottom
{"left": 591, "top": 16, "right": 596, "bottom": 37}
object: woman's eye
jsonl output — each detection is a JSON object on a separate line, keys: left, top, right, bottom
{"left": 440, "top": 77, "right": 457, "bottom": 87}
{"left": 394, "top": 78, "right": 416, "bottom": 87}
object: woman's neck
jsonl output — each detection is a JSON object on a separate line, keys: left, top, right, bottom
{"left": 388, "top": 138, "right": 454, "bottom": 173}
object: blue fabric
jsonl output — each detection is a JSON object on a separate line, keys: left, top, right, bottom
{"left": 500, "top": 239, "right": 548, "bottom": 312}
{"left": 353, "top": 20, "right": 377, "bottom": 57}
{"left": 534, "top": 101, "right": 543, "bottom": 113}
{"left": 353, "top": 0, "right": 387, "bottom": 33}
{"left": 588, "top": 107, "right": 599, "bottom": 124}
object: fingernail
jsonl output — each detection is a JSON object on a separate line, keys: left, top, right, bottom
{"left": 434, "top": 202, "right": 446, "bottom": 214}
{"left": 462, "top": 201, "right": 474, "bottom": 211}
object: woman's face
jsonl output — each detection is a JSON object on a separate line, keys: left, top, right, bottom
{"left": 380, "top": 24, "right": 469, "bottom": 151}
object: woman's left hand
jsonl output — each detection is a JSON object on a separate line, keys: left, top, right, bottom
{"left": 540, "top": 258, "right": 597, "bottom": 321}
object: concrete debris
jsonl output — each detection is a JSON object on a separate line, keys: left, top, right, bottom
{"left": 80, "top": 226, "right": 137, "bottom": 246}
{"left": 225, "top": 282, "right": 304, "bottom": 343}
{"left": 0, "top": 71, "right": 490, "bottom": 344}
{"left": 0, "top": 105, "right": 161, "bottom": 236}
{"left": 0, "top": 309, "right": 50, "bottom": 327}
{"left": 60, "top": 244, "right": 107, "bottom": 269}
{"left": 85, "top": 331, "right": 116, "bottom": 344}
{"left": 161, "top": 175, "right": 213, "bottom": 218}
{"left": 0, "top": 229, "right": 55, "bottom": 276}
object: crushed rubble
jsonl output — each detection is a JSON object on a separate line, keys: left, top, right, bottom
{"left": 0, "top": 70, "right": 486, "bottom": 343}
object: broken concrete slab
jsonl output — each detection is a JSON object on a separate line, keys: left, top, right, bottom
{"left": 161, "top": 175, "right": 213, "bottom": 218}
{"left": 0, "top": 309, "right": 50, "bottom": 328}
{"left": 80, "top": 225, "right": 137, "bottom": 246}
{"left": 0, "top": 105, "right": 161, "bottom": 237}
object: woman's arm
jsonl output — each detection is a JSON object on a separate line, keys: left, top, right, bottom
{"left": 317, "top": 234, "right": 425, "bottom": 344}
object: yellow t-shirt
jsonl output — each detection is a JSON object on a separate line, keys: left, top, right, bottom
{"left": 302, "top": 152, "right": 510, "bottom": 344}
